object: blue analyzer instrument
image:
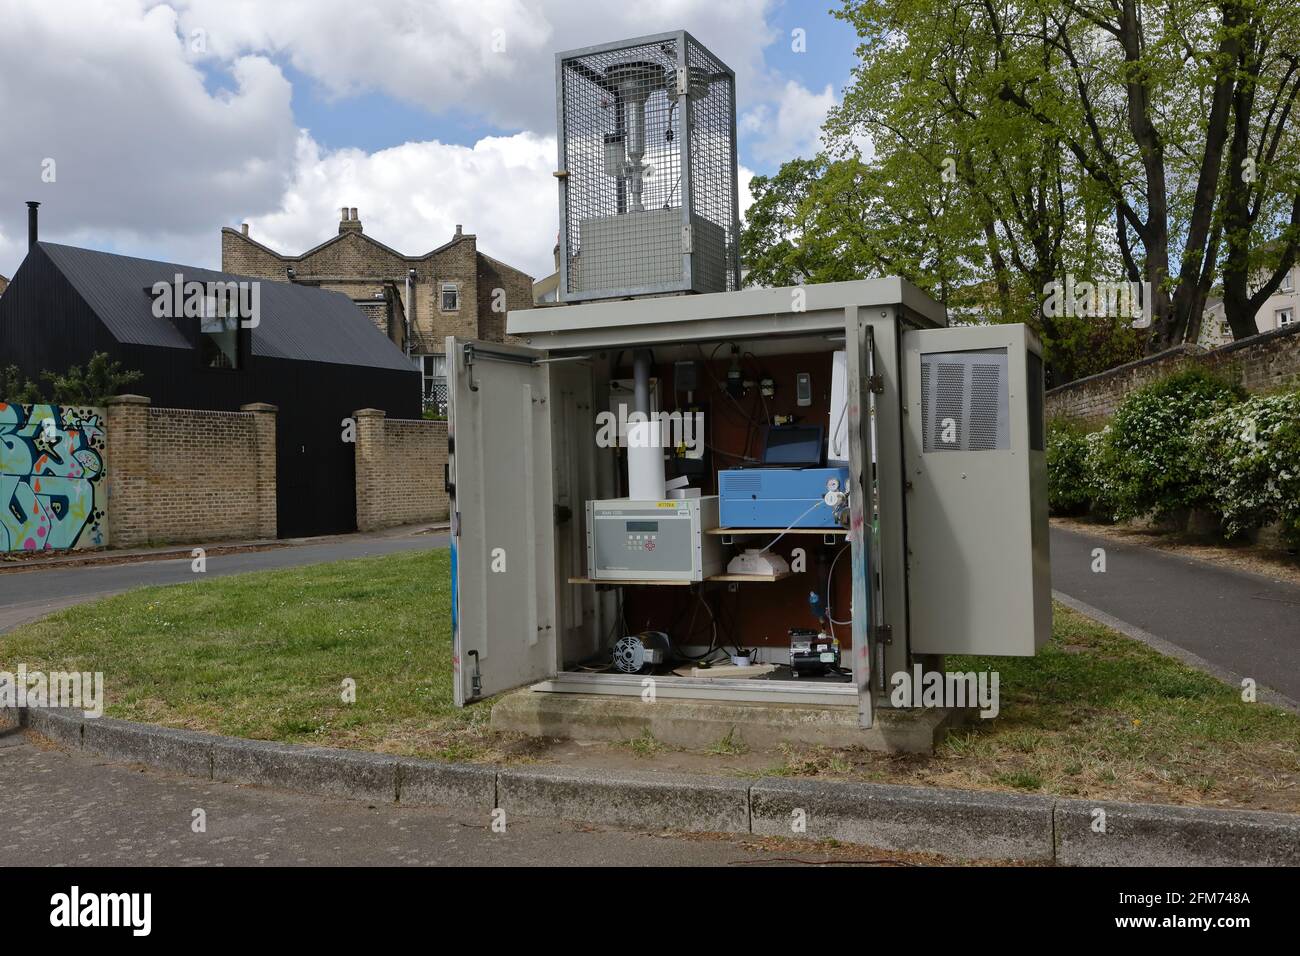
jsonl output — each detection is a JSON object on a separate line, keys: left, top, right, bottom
{"left": 718, "top": 466, "right": 851, "bottom": 528}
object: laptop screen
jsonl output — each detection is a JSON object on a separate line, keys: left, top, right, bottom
{"left": 762, "top": 424, "right": 825, "bottom": 466}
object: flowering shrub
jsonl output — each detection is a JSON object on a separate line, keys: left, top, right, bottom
{"left": 1193, "top": 392, "right": 1300, "bottom": 543}
{"left": 1046, "top": 421, "right": 1091, "bottom": 514}
{"left": 1101, "top": 369, "right": 1245, "bottom": 521}
{"left": 1082, "top": 427, "right": 1120, "bottom": 519}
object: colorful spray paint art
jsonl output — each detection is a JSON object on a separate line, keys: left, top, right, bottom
{"left": 0, "top": 403, "right": 108, "bottom": 552}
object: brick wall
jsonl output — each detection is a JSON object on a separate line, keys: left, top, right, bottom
{"left": 353, "top": 408, "right": 448, "bottom": 531}
{"left": 476, "top": 253, "right": 533, "bottom": 345}
{"left": 105, "top": 395, "right": 276, "bottom": 547}
{"left": 1046, "top": 324, "right": 1300, "bottom": 426}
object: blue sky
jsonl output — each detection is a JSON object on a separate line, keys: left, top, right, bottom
{"left": 278, "top": 3, "right": 861, "bottom": 173}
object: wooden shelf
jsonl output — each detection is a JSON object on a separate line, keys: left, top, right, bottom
{"left": 707, "top": 527, "right": 846, "bottom": 536}
{"left": 568, "top": 571, "right": 792, "bottom": 586}
{"left": 706, "top": 571, "right": 792, "bottom": 583}
{"left": 567, "top": 576, "right": 691, "bottom": 586}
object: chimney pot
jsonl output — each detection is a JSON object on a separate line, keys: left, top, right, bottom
{"left": 27, "top": 201, "right": 40, "bottom": 251}
{"left": 341, "top": 207, "right": 349, "bottom": 221}
{"left": 350, "top": 207, "right": 358, "bottom": 221}
{"left": 455, "top": 224, "right": 463, "bottom": 239}
{"left": 241, "top": 222, "right": 249, "bottom": 236}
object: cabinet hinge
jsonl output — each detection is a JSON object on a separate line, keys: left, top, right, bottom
{"left": 868, "top": 374, "right": 884, "bottom": 394}
{"left": 874, "top": 624, "right": 893, "bottom": 645}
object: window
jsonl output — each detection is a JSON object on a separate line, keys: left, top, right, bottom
{"left": 420, "top": 354, "right": 448, "bottom": 413}
{"left": 440, "top": 282, "right": 459, "bottom": 312}
{"left": 1277, "top": 308, "right": 1295, "bottom": 328}
{"left": 200, "top": 296, "right": 241, "bottom": 369}
{"left": 1281, "top": 270, "right": 1294, "bottom": 293}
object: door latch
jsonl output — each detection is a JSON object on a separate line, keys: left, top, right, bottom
{"left": 466, "top": 649, "right": 482, "bottom": 697}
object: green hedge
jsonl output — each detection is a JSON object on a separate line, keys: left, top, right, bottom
{"left": 1192, "top": 392, "right": 1300, "bottom": 543}
{"left": 1101, "top": 369, "right": 1245, "bottom": 521}
{"left": 1046, "top": 421, "right": 1091, "bottom": 514}
{"left": 1045, "top": 370, "right": 1300, "bottom": 544}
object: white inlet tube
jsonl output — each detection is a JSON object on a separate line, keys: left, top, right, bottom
{"left": 627, "top": 419, "right": 666, "bottom": 500}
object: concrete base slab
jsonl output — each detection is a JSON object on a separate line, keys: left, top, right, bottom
{"left": 491, "top": 690, "right": 970, "bottom": 754}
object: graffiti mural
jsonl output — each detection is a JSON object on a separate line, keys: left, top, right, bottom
{"left": 0, "top": 403, "right": 108, "bottom": 552}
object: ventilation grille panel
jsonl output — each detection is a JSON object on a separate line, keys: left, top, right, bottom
{"left": 921, "top": 349, "right": 1010, "bottom": 452}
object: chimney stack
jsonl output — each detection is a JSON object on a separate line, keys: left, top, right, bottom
{"left": 340, "top": 206, "right": 362, "bottom": 234}
{"left": 240, "top": 222, "right": 249, "bottom": 236}
{"left": 27, "top": 201, "right": 39, "bottom": 250}
{"left": 454, "top": 224, "right": 463, "bottom": 239}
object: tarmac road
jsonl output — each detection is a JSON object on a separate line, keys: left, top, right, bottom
{"left": 1050, "top": 525, "right": 1300, "bottom": 704}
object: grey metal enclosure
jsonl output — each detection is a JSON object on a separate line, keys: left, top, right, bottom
{"left": 445, "top": 279, "right": 1050, "bottom": 728}
{"left": 555, "top": 31, "right": 741, "bottom": 303}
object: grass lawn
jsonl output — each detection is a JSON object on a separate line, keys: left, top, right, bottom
{"left": 3, "top": 547, "right": 1298, "bottom": 811}
{"left": 0, "top": 549, "right": 493, "bottom": 761}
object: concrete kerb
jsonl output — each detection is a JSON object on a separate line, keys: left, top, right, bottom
{"left": 15, "top": 707, "right": 1300, "bottom": 864}
{"left": 498, "top": 765, "right": 752, "bottom": 835}
{"left": 1055, "top": 798, "right": 1300, "bottom": 867}
{"left": 751, "top": 776, "right": 1056, "bottom": 862}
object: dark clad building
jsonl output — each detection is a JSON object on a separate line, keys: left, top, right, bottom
{"left": 0, "top": 241, "right": 420, "bottom": 537}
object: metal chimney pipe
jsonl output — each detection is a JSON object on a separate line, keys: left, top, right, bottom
{"left": 633, "top": 349, "right": 652, "bottom": 416}
{"left": 27, "top": 201, "right": 40, "bottom": 250}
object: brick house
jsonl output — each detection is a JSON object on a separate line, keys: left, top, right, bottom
{"left": 221, "top": 209, "right": 535, "bottom": 411}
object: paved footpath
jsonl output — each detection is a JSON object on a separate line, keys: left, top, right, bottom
{"left": 0, "top": 731, "right": 875, "bottom": 867}
{"left": 0, "top": 530, "right": 447, "bottom": 634}
{"left": 1051, "top": 526, "right": 1300, "bottom": 704}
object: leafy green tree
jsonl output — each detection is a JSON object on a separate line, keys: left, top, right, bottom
{"left": 41, "top": 353, "right": 143, "bottom": 405}
{"left": 0, "top": 365, "right": 44, "bottom": 405}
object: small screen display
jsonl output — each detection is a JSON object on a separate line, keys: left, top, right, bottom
{"left": 626, "top": 521, "right": 658, "bottom": 532}
{"left": 763, "top": 425, "right": 824, "bottom": 466}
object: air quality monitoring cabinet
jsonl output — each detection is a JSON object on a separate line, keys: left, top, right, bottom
{"left": 445, "top": 279, "right": 1050, "bottom": 729}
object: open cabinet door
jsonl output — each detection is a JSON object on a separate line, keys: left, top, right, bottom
{"left": 843, "top": 308, "right": 877, "bottom": 729}
{"left": 447, "top": 337, "right": 558, "bottom": 705}
{"left": 901, "top": 324, "right": 1050, "bottom": 656}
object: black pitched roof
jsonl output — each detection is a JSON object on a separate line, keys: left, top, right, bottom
{"left": 38, "top": 242, "right": 414, "bottom": 372}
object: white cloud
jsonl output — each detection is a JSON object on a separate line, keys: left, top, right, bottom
{"left": 0, "top": 0, "right": 819, "bottom": 282}
{"left": 174, "top": 0, "right": 780, "bottom": 134}
{"left": 0, "top": 0, "right": 299, "bottom": 276}
{"left": 740, "top": 80, "right": 836, "bottom": 165}
{"left": 245, "top": 131, "right": 558, "bottom": 279}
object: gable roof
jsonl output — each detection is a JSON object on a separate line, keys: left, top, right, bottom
{"left": 38, "top": 242, "right": 413, "bottom": 372}
{"left": 221, "top": 224, "right": 472, "bottom": 264}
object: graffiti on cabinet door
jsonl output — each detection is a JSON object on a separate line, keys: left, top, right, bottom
{"left": 0, "top": 402, "right": 107, "bottom": 551}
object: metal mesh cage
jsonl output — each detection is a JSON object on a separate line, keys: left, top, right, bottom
{"left": 556, "top": 32, "right": 740, "bottom": 303}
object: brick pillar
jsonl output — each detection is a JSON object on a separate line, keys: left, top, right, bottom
{"left": 241, "top": 403, "right": 278, "bottom": 539}
{"left": 353, "top": 408, "right": 385, "bottom": 532}
{"left": 105, "top": 394, "right": 151, "bottom": 547}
